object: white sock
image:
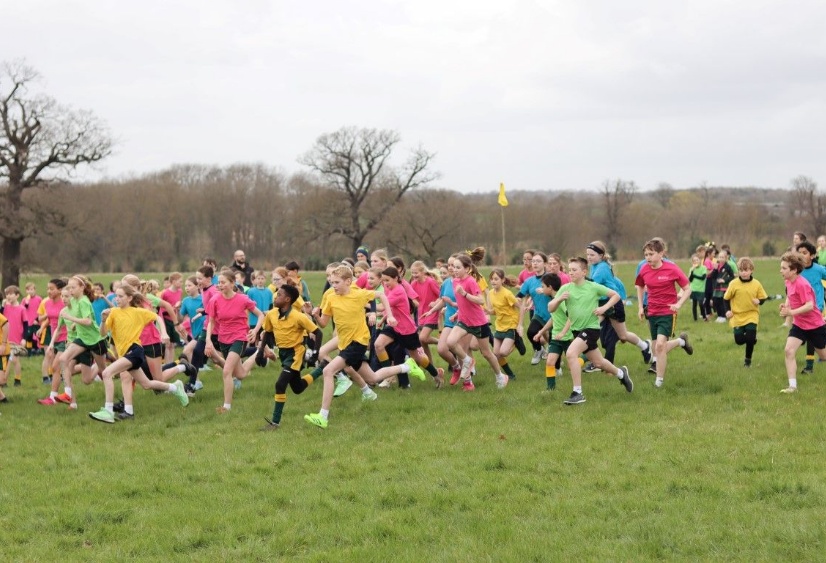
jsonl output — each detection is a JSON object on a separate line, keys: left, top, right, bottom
{"left": 655, "top": 378, "right": 663, "bottom": 387}
{"left": 399, "top": 363, "right": 410, "bottom": 373}
{"left": 678, "top": 338, "right": 686, "bottom": 347}
{"left": 636, "top": 340, "right": 648, "bottom": 351}
{"left": 64, "top": 387, "right": 72, "bottom": 397}
{"left": 789, "top": 378, "right": 797, "bottom": 388}
{"left": 615, "top": 369, "right": 624, "bottom": 379}
{"left": 573, "top": 386, "right": 582, "bottom": 393}
{"left": 320, "top": 408, "right": 329, "bottom": 420}
{"left": 167, "top": 383, "right": 176, "bottom": 392}
{"left": 463, "top": 356, "right": 472, "bottom": 366}
{"left": 361, "top": 385, "right": 371, "bottom": 394}
{"left": 50, "top": 391, "right": 58, "bottom": 399}
{"left": 176, "top": 364, "right": 187, "bottom": 373}
{"left": 125, "top": 404, "right": 134, "bottom": 415}
{"left": 104, "top": 402, "right": 114, "bottom": 414}
{"left": 223, "top": 403, "right": 232, "bottom": 410}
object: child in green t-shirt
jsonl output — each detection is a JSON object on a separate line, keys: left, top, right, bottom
{"left": 688, "top": 254, "right": 708, "bottom": 322}
{"left": 548, "top": 257, "right": 634, "bottom": 405}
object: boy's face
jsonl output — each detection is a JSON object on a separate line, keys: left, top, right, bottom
{"left": 5, "top": 292, "right": 18, "bottom": 303}
{"left": 330, "top": 275, "right": 349, "bottom": 295}
{"left": 739, "top": 267, "right": 753, "bottom": 280}
{"left": 173, "top": 278, "right": 183, "bottom": 290}
{"left": 254, "top": 274, "right": 266, "bottom": 287}
{"left": 692, "top": 256, "right": 700, "bottom": 266}
{"left": 26, "top": 286, "right": 36, "bottom": 297}
{"left": 274, "top": 288, "right": 290, "bottom": 308}
{"left": 185, "top": 280, "right": 197, "bottom": 295}
{"left": 643, "top": 248, "right": 664, "bottom": 267}
{"left": 797, "top": 247, "right": 814, "bottom": 266}
{"left": 780, "top": 260, "right": 794, "bottom": 280}
{"left": 568, "top": 261, "right": 585, "bottom": 281}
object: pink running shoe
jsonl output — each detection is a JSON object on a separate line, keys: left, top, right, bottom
{"left": 462, "top": 379, "right": 476, "bottom": 392}
{"left": 450, "top": 365, "right": 462, "bottom": 386}
{"left": 38, "top": 397, "right": 57, "bottom": 405}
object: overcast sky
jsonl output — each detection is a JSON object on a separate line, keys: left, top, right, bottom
{"left": 4, "top": 0, "right": 826, "bottom": 193}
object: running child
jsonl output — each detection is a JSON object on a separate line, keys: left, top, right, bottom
{"left": 534, "top": 273, "right": 573, "bottom": 390}
{"left": 260, "top": 285, "right": 322, "bottom": 430}
{"left": 779, "top": 251, "right": 826, "bottom": 393}
{"left": 22, "top": 282, "right": 42, "bottom": 356}
{"left": 88, "top": 284, "right": 189, "bottom": 423}
{"left": 688, "top": 254, "right": 708, "bottom": 321}
{"left": 549, "top": 257, "right": 633, "bottom": 405}
{"left": 2, "top": 286, "right": 27, "bottom": 386}
{"left": 304, "top": 265, "right": 424, "bottom": 429}
{"left": 723, "top": 257, "right": 767, "bottom": 367}
{"left": 635, "top": 238, "right": 693, "bottom": 388}
{"left": 487, "top": 268, "right": 521, "bottom": 381}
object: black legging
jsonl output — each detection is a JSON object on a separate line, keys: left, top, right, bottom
{"left": 527, "top": 317, "right": 546, "bottom": 352}
{"left": 600, "top": 319, "right": 619, "bottom": 363}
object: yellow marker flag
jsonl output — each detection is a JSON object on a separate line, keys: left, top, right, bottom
{"left": 498, "top": 182, "right": 508, "bottom": 207}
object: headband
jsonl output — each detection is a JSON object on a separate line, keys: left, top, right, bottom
{"left": 586, "top": 244, "right": 605, "bottom": 255}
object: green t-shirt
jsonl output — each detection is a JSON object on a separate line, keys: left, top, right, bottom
{"left": 551, "top": 301, "right": 573, "bottom": 342}
{"left": 558, "top": 280, "right": 609, "bottom": 332}
{"left": 689, "top": 265, "right": 707, "bottom": 293}
{"left": 67, "top": 296, "right": 104, "bottom": 346}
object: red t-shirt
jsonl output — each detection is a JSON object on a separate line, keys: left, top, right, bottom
{"left": 635, "top": 261, "right": 689, "bottom": 317}
{"left": 385, "top": 283, "right": 417, "bottom": 336}
{"left": 786, "top": 275, "right": 825, "bottom": 330}
{"left": 411, "top": 277, "right": 441, "bottom": 326}
{"left": 453, "top": 276, "right": 487, "bottom": 327}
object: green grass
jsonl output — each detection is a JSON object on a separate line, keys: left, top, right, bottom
{"left": 3, "top": 258, "right": 824, "bottom": 560}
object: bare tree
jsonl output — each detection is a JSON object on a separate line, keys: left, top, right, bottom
{"left": 652, "top": 182, "right": 674, "bottom": 209}
{"left": 298, "top": 126, "right": 439, "bottom": 254}
{"left": 789, "top": 175, "right": 826, "bottom": 236}
{"left": 601, "top": 178, "right": 637, "bottom": 256}
{"left": 0, "top": 60, "right": 112, "bottom": 286}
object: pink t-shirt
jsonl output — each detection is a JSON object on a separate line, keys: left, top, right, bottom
{"left": 3, "top": 304, "right": 25, "bottom": 343}
{"left": 558, "top": 272, "right": 571, "bottom": 285}
{"left": 44, "top": 298, "right": 65, "bottom": 336}
{"left": 23, "top": 295, "right": 42, "bottom": 325}
{"left": 635, "top": 262, "right": 689, "bottom": 317}
{"left": 786, "top": 275, "right": 825, "bottom": 330}
{"left": 384, "top": 283, "right": 417, "bottom": 336}
{"left": 355, "top": 272, "right": 370, "bottom": 289}
{"left": 206, "top": 292, "right": 256, "bottom": 344}
{"left": 400, "top": 279, "right": 419, "bottom": 301}
{"left": 518, "top": 269, "right": 533, "bottom": 284}
{"left": 453, "top": 275, "right": 488, "bottom": 327}
{"left": 161, "top": 288, "right": 182, "bottom": 320}
{"left": 411, "top": 277, "right": 441, "bottom": 326}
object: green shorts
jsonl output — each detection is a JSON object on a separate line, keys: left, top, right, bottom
{"left": 547, "top": 338, "right": 572, "bottom": 356}
{"left": 219, "top": 340, "right": 246, "bottom": 357}
{"left": 648, "top": 315, "right": 675, "bottom": 339}
{"left": 493, "top": 329, "right": 517, "bottom": 341}
{"left": 456, "top": 321, "right": 492, "bottom": 340}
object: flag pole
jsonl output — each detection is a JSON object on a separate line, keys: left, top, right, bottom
{"left": 501, "top": 204, "right": 507, "bottom": 266}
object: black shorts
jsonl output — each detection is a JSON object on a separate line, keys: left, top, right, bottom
{"left": 142, "top": 342, "right": 163, "bottom": 359}
{"left": 789, "top": 324, "right": 826, "bottom": 350}
{"left": 379, "top": 326, "right": 421, "bottom": 351}
{"left": 122, "top": 344, "right": 146, "bottom": 371}
{"left": 603, "top": 300, "right": 627, "bottom": 323}
{"left": 339, "top": 342, "right": 368, "bottom": 370}
{"left": 573, "top": 329, "right": 600, "bottom": 352}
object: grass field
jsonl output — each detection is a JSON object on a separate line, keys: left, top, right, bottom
{"left": 2, "top": 258, "right": 825, "bottom": 561}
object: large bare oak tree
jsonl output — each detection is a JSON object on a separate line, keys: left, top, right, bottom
{"left": 298, "top": 126, "right": 439, "bottom": 254}
{"left": 0, "top": 60, "right": 112, "bottom": 286}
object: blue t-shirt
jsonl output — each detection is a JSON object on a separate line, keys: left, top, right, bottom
{"left": 246, "top": 287, "right": 273, "bottom": 326}
{"left": 91, "top": 297, "right": 109, "bottom": 325}
{"left": 589, "top": 260, "right": 627, "bottom": 301}
{"left": 180, "top": 295, "right": 205, "bottom": 339}
{"left": 800, "top": 262, "right": 826, "bottom": 309}
{"left": 439, "top": 278, "right": 457, "bottom": 328}
{"left": 518, "top": 275, "right": 551, "bottom": 322}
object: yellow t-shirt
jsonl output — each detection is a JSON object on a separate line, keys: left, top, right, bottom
{"left": 0, "top": 312, "right": 7, "bottom": 350}
{"left": 723, "top": 277, "right": 767, "bottom": 328}
{"left": 105, "top": 307, "right": 158, "bottom": 356}
{"left": 490, "top": 287, "right": 518, "bottom": 332}
{"left": 262, "top": 308, "right": 318, "bottom": 350}
{"left": 322, "top": 288, "right": 374, "bottom": 349}
{"left": 318, "top": 287, "right": 336, "bottom": 313}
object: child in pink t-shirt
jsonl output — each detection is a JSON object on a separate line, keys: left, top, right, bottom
{"left": 205, "top": 271, "right": 264, "bottom": 413}
{"left": 409, "top": 260, "right": 441, "bottom": 362}
{"left": 22, "top": 282, "right": 43, "bottom": 355}
{"left": 2, "top": 286, "right": 26, "bottom": 385}
{"left": 779, "top": 251, "right": 826, "bottom": 393}
{"left": 445, "top": 254, "right": 507, "bottom": 391}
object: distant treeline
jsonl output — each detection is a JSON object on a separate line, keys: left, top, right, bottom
{"left": 17, "top": 164, "right": 801, "bottom": 272}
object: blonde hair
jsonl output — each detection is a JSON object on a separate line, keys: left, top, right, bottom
{"left": 331, "top": 265, "right": 354, "bottom": 280}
